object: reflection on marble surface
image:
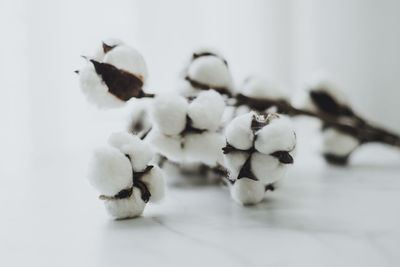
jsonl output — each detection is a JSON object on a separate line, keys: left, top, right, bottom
{"left": 1, "top": 119, "right": 400, "bottom": 267}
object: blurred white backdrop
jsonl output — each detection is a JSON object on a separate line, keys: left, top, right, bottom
{"left": 1, "top": 2, "right": 400, "bottom": 266}
{"left": 1, "top": 0, "right": 400, "bottom": 175}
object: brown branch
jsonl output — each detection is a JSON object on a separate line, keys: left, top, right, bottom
{"left": 234, "top": 94, "right": 400, "bottom": 149}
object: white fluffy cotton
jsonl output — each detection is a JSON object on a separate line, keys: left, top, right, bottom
{"left": 79, "top": 63, "right": 125, "bottom": 108}
{"left": 186, "top": 56, "right": 233, "bottom": 90}
{"left": 103, "top": 45, "right": 148, "bottom": 83}
{"left": 322, "top": 128, "right": 359, "bottom": 156}
{"left": 224, "top": 113, "right": 254, "bottom": 150}
{"left": 254, "top": 116, "right": 296, "bottom": 154}
{"left": 241, "top": 77, "right": 287, "bottom": 100}
{"left": 103, "top": 188, "right": 146, "bottom": 219}
{"left": 223, "top": 112, "right": 296, "bottom": 204}
{"left": 126, "top": 98, "right": 152, "bottom": 137}
{"left": 223, "top": 152, "right": 248, "bottom": 181}
{"left": 187, "top": 90, "right": 226, "bottom": 131}
{"left": 147, "top": 130, "right": 184, "bottom": 162}
{"left": 89, "top": 133, "right": 166, "bottom": 219}
{"left": 250, "top": 152, "right": 287, "bottom": 184}
{"left": 230, "top": 178, "right": 265, "bottom": 205}
{"left": 108, "top": 132, "right": 153, "bottom": 172}
{"left": 78, "top": 41, "right": 149, "bottom": 108}
{"left": 184, "top": 132, "right": 225, "bottom": 166}
{"left": 151, "top": 94, "right": 189, "bottom": 135}
{"left": 88, "top": 146, "right": 133, "bottom": 196}
{"left": 92, "top": 38, "right": 123, "bottom": 61}
{"left": 141, "top": 165, "right": 165, "bottom": 203}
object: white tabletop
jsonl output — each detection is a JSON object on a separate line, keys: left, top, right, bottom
{"left": 1, "top": 118, "right": 399, "bottom": 267}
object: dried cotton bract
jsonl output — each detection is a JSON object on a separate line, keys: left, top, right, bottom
{"left": 88, "top": 132, "right": 165, "bottom": 219}
{"left": 223, "top": 112, "right": 296, "bottom": 205}
{"left": 77, "top": 39, "right": 151, "bottom": 108}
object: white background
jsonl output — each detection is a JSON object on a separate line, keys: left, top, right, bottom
{"left": 1, "top": 1, "right": 400, "bottom": 266}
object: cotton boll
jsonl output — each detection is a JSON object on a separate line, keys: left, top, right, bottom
{"left": 224, "top": 152, "right": 248, "bottom": 180}
{"left": 103, "top": 45, "right": 148, "bottom": 83}
{"left": 225, "top": 113, "right": 254, "bottom": 150}
{"left": 254, "top": 116, "right": 296, "bottom": 155}
{"left": 108, "top": 132, "right": 153, "bottom": 172}
{"left": 309, "top": 79, "right": 349, "bottom": 107}
{"left": 184, "top": 132, "right": 225, "bottom": 166}
{"left": 126, "top": 99, "right": 152, "bottom": 137}
{"left": 187, "top": 90, "right": 225, "bottom": 131}
{"left": 322, "top": 128, "right": 359, "bottom": 156}
{"left": 151, "top": 95, "right": 189, "bottom": 135}
{"left": 177, "top": 80, "right": 201, "bottom": 97}
{"left": 147, "top": 130, "right": 184, "bottom": 162}
{"left": 78, "top": 63, "right": 124, "bottom": 108}
{"left": 108, "top": 131, "right": 136, "bottom": 150}
{"left": 92, "top": 38, "right": 123, "bottom": 61}
{"left": 187, "top": 56, "right": 233, "bottom": 90}
{"left": 191, "top": 47, "right": 226, "bottom": 61}
{"left": 241, "top": 77, "right": 287, "bottom": 100}
{"left": 141, "top": 166, "right": 165, "bottom": 203}
{"left": 234, "top": 105, "right": 252, "bottom": 117}
{"left": 251, "top": 152, "right": 288, "bottom": 184}
{"left": 88, "top": 146, "right": 133, "bottom": 196}
{"left": 230, "top": 178, "right": 265, "bottom": 205}
{"left": 103, "top": 188, "right": 146, "bottom": 219}
{"left": 305, "top": 77, "right": 355, "bottom": 117}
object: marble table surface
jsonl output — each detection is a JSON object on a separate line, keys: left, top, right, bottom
{"left": 1, "top": 119, "right": 400, "bottom": 267}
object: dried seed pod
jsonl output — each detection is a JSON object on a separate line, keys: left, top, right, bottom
{"left": 77, "top": 40, "right": 151, "bottom": 108}
{"left": 87, "top": 132, "right": 165, "bottom": 219}
{"left": 223, "top": 112, "right": 296, "bottom": 205}
{"left": 179, "top": 48, "right": 234, "bottom": 97}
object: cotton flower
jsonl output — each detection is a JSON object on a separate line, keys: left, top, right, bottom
{"left": 148, "top": 90, "right": 226, "bottom": 175}
{"left": 230, "top": 178, "right": 266, "bottom": 205}
{"left": 179, "top": 48, "right": 234, "bottom": 97}
{"left": 87, "top": 132, "right": 165, "bottom": 219}
{"left": 223, "top": 112, "right": 296, "bottom": 205}
{"left": 322, "top": 128, "right": 359, "bottom": 165}
{"left": 304, "top": 79, "right": 362, "bottom": 164}
{"left": 126, "top": 98, "right": 152, "bottom": 139}
{"left": 306, "top": 79, "right": 354, "bottom": 117}
{"left": 77, "top": 40, "right": 151, "bottom": 108}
